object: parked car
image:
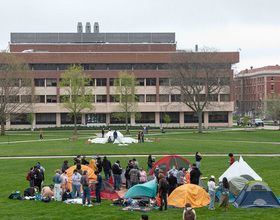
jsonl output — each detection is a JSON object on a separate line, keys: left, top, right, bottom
{"left": 249, "top": 119, "right": 264, "bottom": 127}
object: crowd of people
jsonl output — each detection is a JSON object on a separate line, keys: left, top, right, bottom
{"left": 24, "top": 151, "right": 234, "bottom": 217}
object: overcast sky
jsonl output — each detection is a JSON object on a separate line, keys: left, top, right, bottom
{"left": 1, "top": 0, "right": 280, "bottom": 72}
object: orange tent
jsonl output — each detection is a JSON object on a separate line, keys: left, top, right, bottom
{"left": 167, "top": 184, "right": 210, "bottom": 208}
{"left": 66, "top": 165, "right": 97, "bottom": 192}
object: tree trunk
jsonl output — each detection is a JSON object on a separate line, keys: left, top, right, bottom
{"left": 125, "top": 111, "right": 129, "bottom": 134}
{"left": 74, "top": 115, "right": 77, "bottom": 135}
{"left": 1, "top": 121, "right": 5, "bottom": 135}
{"left": 198, "top": 110, "right": 203, "bottom": 134}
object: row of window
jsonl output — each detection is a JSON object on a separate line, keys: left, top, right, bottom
{"left": 3, "top": 94, "right": 230, "bottom": 104}
{"left": 10, "top": 112, "right": 229, "bottom": 125}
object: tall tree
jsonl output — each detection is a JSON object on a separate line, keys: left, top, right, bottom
{"left": 168, "top": 47, "right": 232, "bottom": 133}
{"left": 111, "top": 71, "right": 141, "bottom": 133}
{"left": 0, "top": 53, "right": 34, "bottom": 135}
{"left": 265, "top": 94, "right": 280, "bottom": 129}
{"left": 59, "top": 64, "right": 95, "bottom": 135}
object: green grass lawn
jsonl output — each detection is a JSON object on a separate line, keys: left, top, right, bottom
{"left": 0, "top": 129, "right": 280, "bottom": 219}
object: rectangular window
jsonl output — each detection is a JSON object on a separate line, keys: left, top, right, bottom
{"left": 209, "top": 111, "right": 228, "bottom": 123}
{"left": 159, "top": 78, "right": 169, "bottom": 86}
{"left": 136, "top": 112, "right": 155, "bottom": 123}
{"left": 46, "top": 95, "right": 57, "bottom": 103}
{"left": 9, "top": 79, "right": 19, "bottom": 87}
{"left": 110, "top": 95, "right": 119, "bottom": 102}
{"left": 34, "top": 95, "right": 45, "bottom": 103}
{"left": 271, "top": 84, "right": 274, "bottom": 92}
{"left": 110, "top": 116, "right": 131, "bottom": 124}
{"left": 108, "top": 64, "right": 132, "bottom": 70}
{"left": 171, "top": 94, "right": 181, "bottom": 102}
{"left": 96, "top": 95, "right": 107, "bottom": 103}
{"left": 136, "top": 95, "right": 144, "bottom": 102}
{"left": 61, "top": 113, "right": 81, "bottom": 124}
{"left": 110, "top": 78, "right": 119, "bottom": 86}
{"left": 160, "top": 112, "right": 179, "bottom": 123}
{"left": 9, "top": 96, "right": 20, "bottom": 103}
{"left": 146, "top": 78, "right": 156, "bottom": 86}
{"left": 220, "top": 77, "right": 230, "bottom": 86}
{"left": 36, "top": 113, "right": 56, "bottom": 125}
{"left": 86, "top": 113, "right": 106, "bottom": 123}
{"left": 184, "top": 112, "right": 204, "bottom": 123}
{"left": 220, "top": 94, "right": 230, "bottom": 102}
{"left": 21, "top": 95, "right": 32, "bottom": 103}
{"left": 146, "top": 95, "right": 156, "bottom": 102}
{"left": 159, "top": 95, "right": 169, "bottom": 102}
{"left": 96, "top": 78, "right": 107, "bottom": 86}
{"left": 271, "top": 76, "right": 274, "bottom": 81}
{"left": 46, "top": 78, "right": 57, "bottom": 87}
{"left": 34, "top": 64, "right": 57, "bottom": 71}
{"left": 59, "top": 95, "right": 70, "bottom": 103}
{"left": 11, "top": 114, "right": 29, "bottom": 125}
{"left": 34, "top": 79, "right": 45, "bottom": 87}
{"left": 21, "top": 78, "right": 32, "bottom": 87}
{"left": 208, "top": 94, "right": 218, "bottom": 102}
{"left": 137, "top": 78, "right": 145, "bottom": 86}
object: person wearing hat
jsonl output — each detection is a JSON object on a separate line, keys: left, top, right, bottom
{"left": 89, "top": 155, "right": 97, "bottom": 172}
{"left": 112, "top": 160, "right": 122, "bottom": 191}
{"left": 52, "top": 169, "right": 62, "bottom": 201}
{"left": 190, "top": 164, "right": 202, "bottom": 185}
{"left": 207, "top": 175, "right": 218, "bottom": 210}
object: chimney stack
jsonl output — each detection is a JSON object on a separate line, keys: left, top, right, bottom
{"left": 77, "top": 22, "right": 83, "bottom": 33}
{"left": 85, "top": 22, "right": 91, "bottom": 33}
{"left": 94, "top": 22, "right": 99, "bottom": 33}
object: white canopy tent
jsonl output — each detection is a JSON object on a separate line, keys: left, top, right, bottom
{"left": 219, "top": 156, "right": 262, "bottom": 182}
{"left": 88, "top": 131, "right": 138, "bottom": 144}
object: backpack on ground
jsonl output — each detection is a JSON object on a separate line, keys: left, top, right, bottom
{"left": 26, "top": 171, "right": 31, "bottom": 181}
{"left": 161, "top": 179, "right": 169, "bottom": 193}
{"left": 8, "top": 191, "right": 21, "bottom": 200}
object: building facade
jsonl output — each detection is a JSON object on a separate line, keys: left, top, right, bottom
{"left": 7, "top": 23, "right": 239, "bottom": 129}
{"left": 234, "top": 65, "right": 280, "bottom": 117}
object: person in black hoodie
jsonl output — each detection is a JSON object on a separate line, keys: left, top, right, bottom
{"left": 81, "top": 156, "right": 89, "bottom": 165}
{"left": 62, "top": 189, "right": 73, "bottom": 201}
{"left": 34, "top": 165, "right": 44, "bottom": 192}
{"left": 96, "top": 156, "right": 102, "bottom": 173}
{"left": 125, "top": 164, "right": 133, "bottom": 189}
{"left": 101, "top": 156, "right": 111, "bottom": 181}
{"left": 190, "top": 164, "right": 202, "bottom": 185}
{"left": 112, "top": 160, "right": 122, "bottom": 191}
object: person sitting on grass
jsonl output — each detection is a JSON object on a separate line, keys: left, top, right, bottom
{"left": 24, "top": 186, "right": 39, "bottom": 197}
{"left": 62, "top": 189, "right": 73, "bottom": 201}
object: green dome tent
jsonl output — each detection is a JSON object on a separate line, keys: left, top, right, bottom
{"left": 124, "top": 179, "right": 157, "bottom": 199}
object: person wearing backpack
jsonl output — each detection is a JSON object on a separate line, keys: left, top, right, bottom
{"left": 27, "top": 167, "right": 35, "bottom": 187}
{"left": 183, "top": 203, "right": 196, "bottom": 220}
{"left": 34, "top": 165, "right": 44, "bottom": 192}
{"left": 158, "top": 173, "right": 168, "bottom": 211}
{"left": 52, "top": 169, "right": 62, "bottom": 201}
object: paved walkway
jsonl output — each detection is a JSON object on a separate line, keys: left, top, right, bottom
{"left": 1, "top": 154, "right": 280, "bottom": 159}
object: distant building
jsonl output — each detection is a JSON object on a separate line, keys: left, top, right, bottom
{"left": 7, "top": 22, "right": 239, "bottom": 129}
{"left": 234, "top": 65, "right": 280, "bottom": 117}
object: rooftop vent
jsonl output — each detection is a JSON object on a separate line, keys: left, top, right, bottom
{"left": 77, "top": 22, "right": 83, "bottom": 33}
{"left": 94, "top": 22, "right": 99, "bottom": 33}
{"left": 85, "top": 22, "right": 91, "bottom": 33}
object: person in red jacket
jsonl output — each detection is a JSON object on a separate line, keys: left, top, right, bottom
{"left": 228, "top": 153, "right": 235, "bottom": 166}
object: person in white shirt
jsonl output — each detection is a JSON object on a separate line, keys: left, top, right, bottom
{"left": 207, "top": 175, "right": 218, "bottom": 210}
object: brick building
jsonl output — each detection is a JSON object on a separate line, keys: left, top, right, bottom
{"left": 234, "top": 65, "right": 280, "bottom": 117}
{"left": 7, "top": 23, "right": 239, "bottom": 129}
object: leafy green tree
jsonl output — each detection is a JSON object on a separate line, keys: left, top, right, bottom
{"left": 59, "top": 64, "right": 95, "bottom": 134}
{"left": 111, "top": 71, "right": 141, "bottom": 133}
{"left": 265, "top": 94, "right": 280, "bottom": 129}
{"left": 27, "top": 113, "right": 34, "bottom": 131}
{"left": 164, "top": 114, "right": 171, "bottom": 128}
{"left": 0, "top": 53, "right": 34, "bottom": 135}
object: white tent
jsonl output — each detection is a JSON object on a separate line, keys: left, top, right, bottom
{"left": 88, "top": 131, "right": 138, "bottom": 144}
{"left": 219, "top": 156, "right": 262, "bottom": 182}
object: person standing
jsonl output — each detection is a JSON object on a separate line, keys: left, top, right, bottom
{"left": 39, "top": 129, "right": 43, "bottom": 140}
{"left": 132, "top": 158, "right": 139, "bottom": 169}
{"left": 158, "top": 173, "right": 168, "bottom": 211}
{"left": 52, "top": 169, "right": 62, "bottom": 201}
{"left": 101, "top": 156, "right": 112, "bottom": 181}
{"left": 183, "top": 203, "right": 196, "bottom": 220}
{"left": 177, "top": 167, "right": 185, "bottom": 186}
{"left": 102, "top": 127, "right": 105, "bottom": 138}
{"left": 183, "top": 168, "right": 191, "bottom": 184}
{"left": 138, "top": 132, "right": 141, "bottom": 143}
{"left": 61, "top": 169, "right": 69, "bottom": 195}
{"left": 219, "top": 177, "right": 230, "bottom": 211}
{"left": 93, "top": 170, "right": 102, "bottom": 205}
{"left": 166, "top": 172, "right": 177, "bottom": 195}
{"left": 34, "top": 165, "right": 44, "bottom": 192}
{"left": 61, "top": 160, "right": 69, "bottom": 171}
{"left": 71, "top": 169, "right": 82, "bottom": 198}
{"left": 228, "top": 153, "right": 235, "bottom": 166}
{"left": 29, "top": 166, "right": 35, "bottom": 187}
{"left": 141, "top": 130, "right": 144, "bottom": 143}
{"left": 207, "top": 175, "right": 218, "bottom": 210}
{"left": 96, "top": 156, "right": 102, "bottom": 173}
{"left": 195, "top": 152, "right": 202, "bottom": 170}
{"left": 125, "top": 164, "right": 133, "bottom": 188}
{"left": 129, "top": 166, "right": 141, "bottom": 187}
{"left": 81, "top": 170, "right": 92, "bottom": 207}
{"left": 167, "top": 165, "right": 178, "bottom": 177}
{"left": 147, "top": 155, "right": 155, "bottom": 173}
{"left": 89, "top": 155, "right": 97, "bottom": 172}
{"left": 113, "top": 130, "right": 118, "bottom": 142}
{"left": 139, "top": 167, "right": 147, "bottom": 184}
{"left": 190, "top": 164, "right": 202, "bottom": 185}
{"left": 81, "top": 156, "right": 89, "bottom": 165}
{"left": 112, "top": 160, "right": 122, "bottom": 191}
